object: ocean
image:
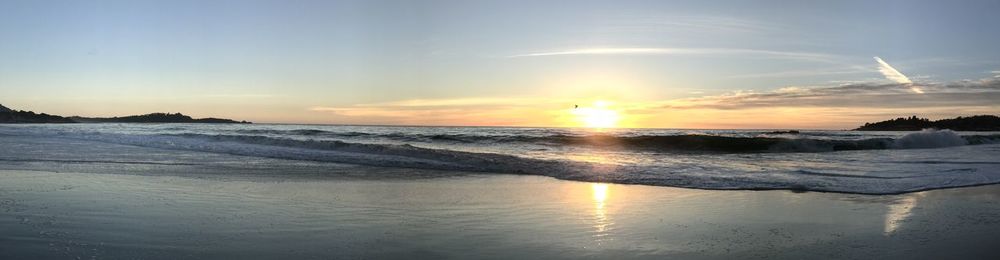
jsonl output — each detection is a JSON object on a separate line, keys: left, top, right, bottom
{"left": 4, "top": 123, "right": 1000, "bottom": 259}
{"left": 1, "top": 123, "right": 998, "bottom": 194}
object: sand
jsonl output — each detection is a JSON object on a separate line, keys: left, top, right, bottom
{"left": 2, "top": 168, "right": 1000, "bottom": 259}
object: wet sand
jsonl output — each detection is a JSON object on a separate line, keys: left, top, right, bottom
{"left": 2, "top": 169, "right": 999, "bottom": 259}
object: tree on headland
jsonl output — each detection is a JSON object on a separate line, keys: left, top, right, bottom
{"left": 0, "top": 104, "right": 76, "bottom": 123}
{"left": 0, "top": 104, "right": 250, "bottom": 124}
{"left": 856, "top": 115, "right": 1000, "bottom": 131}
{"left": 70, "top": 112, "right": 250, "bottom": 123}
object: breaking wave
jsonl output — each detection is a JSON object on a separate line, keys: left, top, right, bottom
{"left": 57, "top": 132, "right": 578, "bottom": 174}
{"left": 892, "top": 129, "right": 967, "bottom": 149}
{"left": 227, "top": 128, "right": 1000, "bottom": 153}
{"left": 3, "top": 125, "right": 1000, "bottom": 195}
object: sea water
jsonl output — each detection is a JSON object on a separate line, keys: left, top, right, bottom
{"left": 1, "top": 123, "right": 998, "bottom": 194}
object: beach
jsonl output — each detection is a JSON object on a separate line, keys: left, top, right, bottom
{"left": 2, "top": 124, "right": 1000, "bottom": 259}
{"left": 5, "top": 1, "right": 1000, "bottom": 258}
{"left": 3, "top": 169, "right": 1000, "bottom": 259}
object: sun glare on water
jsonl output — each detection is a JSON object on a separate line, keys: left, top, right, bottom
{"left": 573, "top": 100, "right": 621, "bottom": 129}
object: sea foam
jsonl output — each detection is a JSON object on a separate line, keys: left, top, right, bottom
{"left": 2, "top": 125, "right": 1000, "bottom": 194}
{"left": 892, "top": 129, "right": 967, "bottom": 149}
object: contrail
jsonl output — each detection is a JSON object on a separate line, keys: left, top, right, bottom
{"left": 874, "top": 56, "right": 922, "bottom": 93}
{"left": 874, "top": 57, "right": 912, "bottom": 84}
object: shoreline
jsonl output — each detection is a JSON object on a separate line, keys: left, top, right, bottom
{"left": 2, "top": 169, "right": 1000, "bottom": 259}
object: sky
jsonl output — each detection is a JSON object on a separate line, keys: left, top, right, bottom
{"left": 1, "top": 0, "right": 999, "bottom": 129}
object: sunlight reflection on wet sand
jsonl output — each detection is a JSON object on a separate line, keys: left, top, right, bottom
{"left": 591, "top": 183, "right": 611, "bottom": 238}
{"left": 884, "top": 193, "right": 923, "bottom": 235}
{"left": 2, "top": 170, "right": 1000, "bottom": 259}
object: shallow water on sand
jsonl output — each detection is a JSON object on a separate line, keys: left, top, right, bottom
{"left": 2, "top": 170, "right": 1000, "bottom": 259}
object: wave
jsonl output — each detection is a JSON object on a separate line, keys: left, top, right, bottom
{"left": 230, "top": 128, "right": 1000, "bottom": 153}
{"left": 4, "top": 127, "right": 1000, "bottom": 194}
{"left": 408, "top": 132, "right": 992, "bottom": 153}
{"left": 563, "top": 131, "right": 994, "bottom": 152}
{"left": 891, "top": 129, "right": 967, "bottom": 149}
{"left": 61, "top": 132, "right": 578, "bottom": 174}
{"left": 233, "top": 129, "right": 372, "bottom": 137}
{"left": 0, "top": 158, "right": 200, "bottom": 166}
{"left": 50, "top": 131, "right": 1000, "bottom": 175}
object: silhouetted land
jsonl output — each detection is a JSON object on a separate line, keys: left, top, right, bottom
{"left": 856, "top": 115, "right": 1000, "bottom": 131}
{"left": 0, "top": 104, "right": 250, "bottom": 124}
{"left": 0, "top": 104, "right": 76, "bottom": 123}
{"left": 70, "top": 113, "right": 250, "bottom": 124}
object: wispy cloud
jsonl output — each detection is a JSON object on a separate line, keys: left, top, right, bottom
{"left": 510, "top": 48, "right": 691, "bottom": 57}
{"left": 661, "top": 78, "right": 1000, "bottom": 110}
{"left": 606, "top": 15, "right": 786, "bottom": 34}
{"left": 509, "top": 47, "right": 837, "bottom": 62}
{"left": 311, "top": 74, "right": 1000, "bottom": 128}
{"left": 201, "top": 94, "right": 276, "bottom": 99}
{"left": 312, "top": 78, "right": 1000, "bottom": 128}
{"left": 348, "top": 97, "right": 538, "bottom": 108}
{"left": 310, "top": 97, "right": 575, "bottom": 126}
{"left": 727, "top": 66, "right": 874, "bottom": 79}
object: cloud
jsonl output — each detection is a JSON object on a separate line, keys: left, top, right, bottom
{"left": 610, "top": 15, "right": 785, "bottom": 34}
{"left": 509, "top": 47, "right": 837, "bottom": 62}
{"left": 661, "top": 78, "right": 1000, "bottom": 110}
{"left": 311, "top": 76, "right": 1000, "bottom": 128}
{"left": 310, "top": 97, "right": 575, "bottom": 126}
{"left": 345, "top": 97, "right": 539, "bottom": 108}
{"left": 510, "top": 48, "right": 689, "bottom": 57}
{"left": 201, "top": 94, "right": 275, "bottom": 99}
{"left": 727, "top": 66, "right": 873, "bottom": 79}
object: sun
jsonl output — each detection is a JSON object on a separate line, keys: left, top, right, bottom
{"left": 573, "top": 100, "right": 621, "bottom": 128}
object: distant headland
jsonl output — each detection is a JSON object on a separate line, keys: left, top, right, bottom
{"left": 0, "top": 104, "right": 250, "bottom": 124}
{"left": 855, "top": 115, "right": 1000, "bottom": 131}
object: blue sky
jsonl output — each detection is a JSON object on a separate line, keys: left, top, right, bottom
{"left": 1, "top": 0, "right": 999, "bottom": 127}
